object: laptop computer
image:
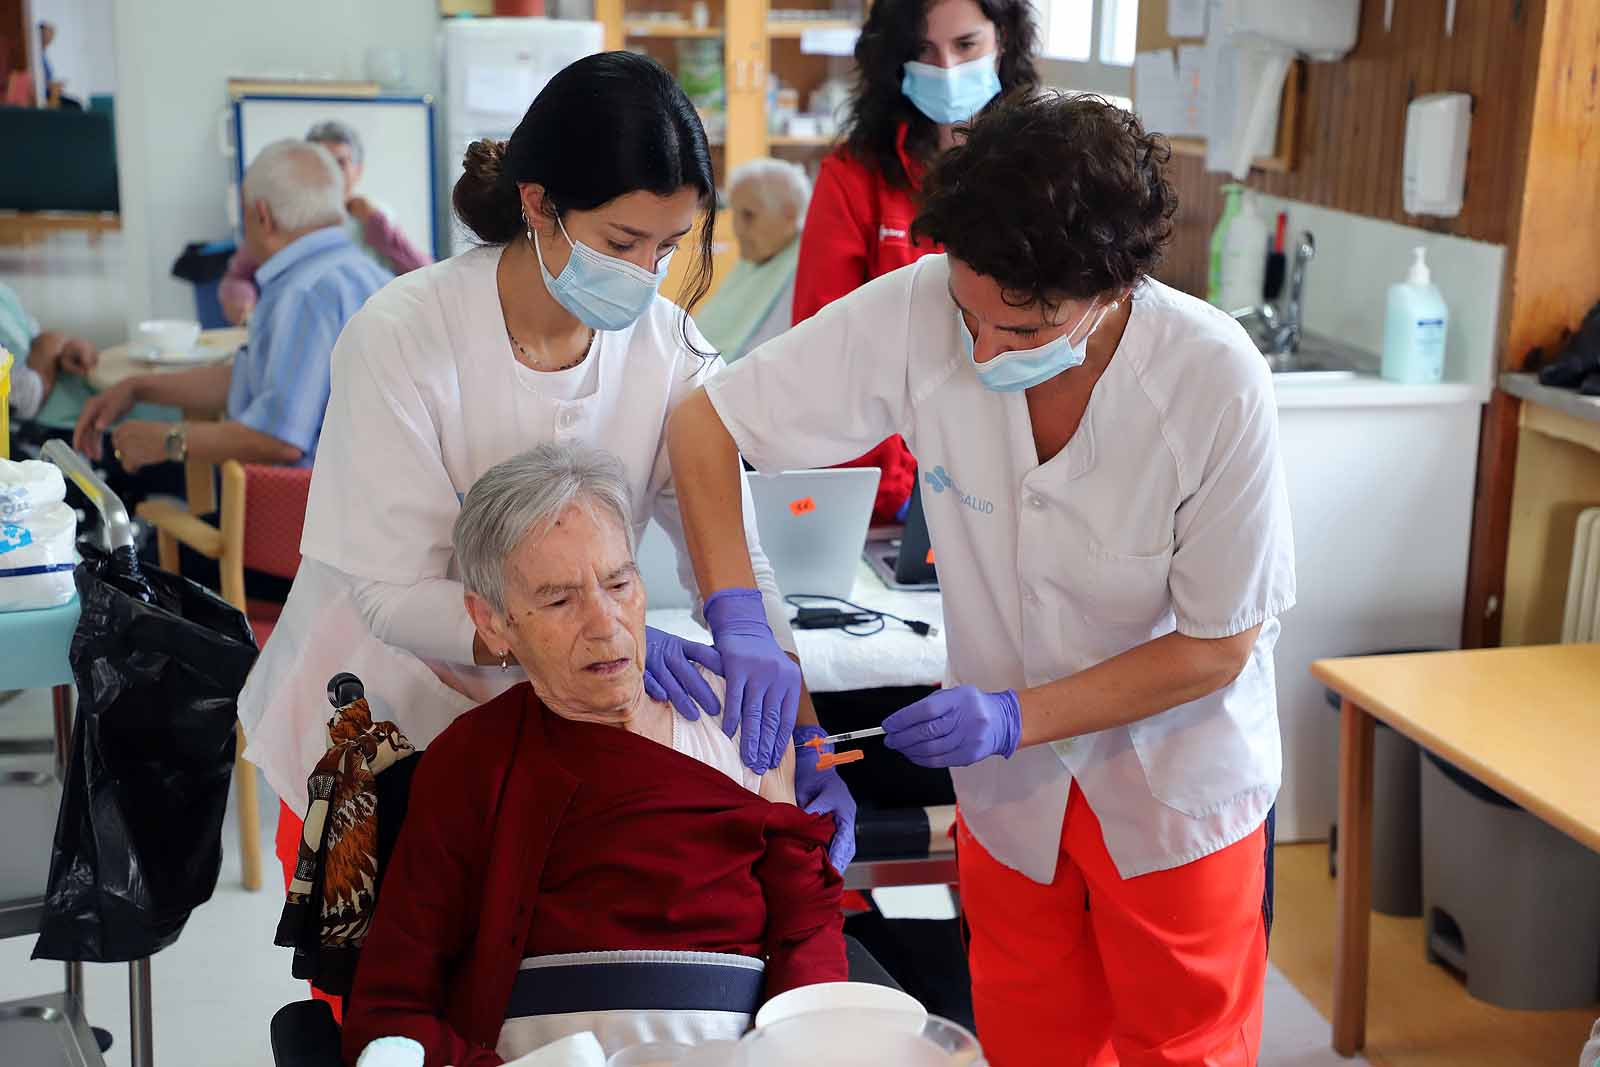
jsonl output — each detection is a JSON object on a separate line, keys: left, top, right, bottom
{"left": 865, "top": 477, "right": 938, "bottom": 591}
{"left": 746, "top": 467, "right": 881, "bottom": 600}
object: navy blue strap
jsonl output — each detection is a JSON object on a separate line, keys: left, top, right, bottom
{"left": 0, "top": 563, "right": 77, "bottom": 578}
{"left": 505, "top": 961, "right": 763, "bottom": 1019}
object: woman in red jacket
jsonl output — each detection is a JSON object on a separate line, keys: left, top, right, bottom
{"left": 795, "top": 0, "right": 1040, "bottom": 523}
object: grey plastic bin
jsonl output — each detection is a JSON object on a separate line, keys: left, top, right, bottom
{"left": 1325, "top": 649, "right": 1428, "bottom": 917}
{"left": 1421, "top": 752, "right": 1600, "bottom": 1010}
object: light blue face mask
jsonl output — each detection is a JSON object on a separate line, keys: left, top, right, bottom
{"left": 958, "top": 300, "right": 1115, "bottom": 393}
{"left": 531, "top": 215, "right": 671, "bottom": 332}
{"left": 901, "top": 51, "right": 1002, "bottom": 125}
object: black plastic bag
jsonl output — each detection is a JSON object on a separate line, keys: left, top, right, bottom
{"left": 31, "top": 546, "right": 258, "bottom": 962}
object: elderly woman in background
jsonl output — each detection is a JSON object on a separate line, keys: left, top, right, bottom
{"left": 219, "top": 120, "right": 433, "bottom": 325}
{"left": 695, "top": 158, "right": 810, "bottom": 363}
{"left": 343, "top": 443, "right": 845, "bottom": 1067}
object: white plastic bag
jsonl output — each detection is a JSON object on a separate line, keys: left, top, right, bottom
{"left": 0, "top": 458, "right": 69, "bottom": 522}
{"left": 0, "top": 459, "right": 77, "bottom": 611}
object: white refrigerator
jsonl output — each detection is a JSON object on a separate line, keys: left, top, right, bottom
{"left": 441, "top": 17, "right": 605, "bottom": 255}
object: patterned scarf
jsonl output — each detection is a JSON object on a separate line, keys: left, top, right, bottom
{"left": 273, "top": 695, "right": 414, "bottom": 995}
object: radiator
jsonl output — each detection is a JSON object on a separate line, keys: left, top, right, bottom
{"left": 1562, "top": 508, "right": 1600, "bottom": 643}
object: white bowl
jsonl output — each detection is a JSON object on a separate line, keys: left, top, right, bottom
{"left": 738, "top": 1009, "right": 983, "bottom": 1067}
{"left": 135, "top": 318, "right": 201, "bottom": 355}
{"left": 753, "top": 981, "right": 926, "bottom": 1030}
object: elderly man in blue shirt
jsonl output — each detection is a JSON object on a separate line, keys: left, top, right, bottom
{"left": 73, "top": 139, "right": 391, "bottom": 475}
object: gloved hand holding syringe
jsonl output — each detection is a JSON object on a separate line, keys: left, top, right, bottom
{"left": 802, "top": 726, "right": 885, "bottom": 770}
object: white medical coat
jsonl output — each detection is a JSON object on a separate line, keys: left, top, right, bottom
{"left": 239, "top": 245, "right": 794, "bottom": 813}
{"left": 706, "top": 255, "right": 1296, "bottom": 881}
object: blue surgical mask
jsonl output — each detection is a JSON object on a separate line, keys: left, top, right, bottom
{"left": 958, "top": 301, "right": 1115, "bottom": 393}
{"left": 531, "top": 215, "right": 671, "bottom": 332}
{"left": 901, "top": 52, "right": 1002, "bottom": 125}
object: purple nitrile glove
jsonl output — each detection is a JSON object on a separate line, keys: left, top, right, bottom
{"left": 882, "top": 686, "right": 1022, "bottom": 769}
{"left": 793, "top": 724, "right": 858, "bottom": 873}
{"left": 642, "top": 625, "right": 724, "bottom": 721}
{"left": 703, "top": 587, "right": 801, "bottom": 774}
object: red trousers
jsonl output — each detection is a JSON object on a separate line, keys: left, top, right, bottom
{"left": 276, "top": 800, "right": 343, "bottom": 1019}
{"left": 958, "top": 786, "right": 1266, "bottom": 1067}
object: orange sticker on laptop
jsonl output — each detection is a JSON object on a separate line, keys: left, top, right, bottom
{"left": 925, "top": 548, "right": 936, "bottom": 566}
{"left": 789, "top": 496, "right": 817, "bottom": 516}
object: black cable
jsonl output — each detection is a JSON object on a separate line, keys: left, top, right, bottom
{"left": 784, "top": 594, "right": 939, "bottom": 638}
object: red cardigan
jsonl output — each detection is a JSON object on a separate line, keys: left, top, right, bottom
{"left": 342, "top": 686, "right": 845, "bottom": 1067}
{"left": 793, "top": 125, "right": 939, "bottom": 525}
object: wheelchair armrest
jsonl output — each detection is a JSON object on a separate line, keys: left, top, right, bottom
{"left": 844, "top": 933, "right": 903, "bottom": 992}
{"left": 270, "top": 999, "right": 342, "bottom": 1067}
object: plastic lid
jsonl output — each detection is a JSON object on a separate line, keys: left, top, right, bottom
{"left": 1408, "top": 246, "right": 1431, "bottom": 286}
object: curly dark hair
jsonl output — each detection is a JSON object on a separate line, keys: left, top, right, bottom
{"left": 912, "top": 92, "right": 1177, "bottom": 310}
{"left": 842, "top": 0, "right": 1040, "bottom": 191}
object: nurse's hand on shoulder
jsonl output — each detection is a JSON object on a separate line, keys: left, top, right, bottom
{"left": 642, "top": 626, "right": 724, "bottom": 721}
{"left": 703, "top": 588, "right": 802, "bottom": 774}
{"left": 883, "top": 687, "right": 1022, "bottom": 769}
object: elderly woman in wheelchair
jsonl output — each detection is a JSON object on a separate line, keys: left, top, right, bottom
{"left": 324, "top": 443, "right": 845, "bottom": 1065}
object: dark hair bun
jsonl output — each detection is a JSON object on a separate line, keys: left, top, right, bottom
{"left": 453, "top": 138, "right": 522, "bottom": 244}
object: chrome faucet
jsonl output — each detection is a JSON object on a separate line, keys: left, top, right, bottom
{"left": 1232, "top": 231, "right": 1315, "bottom": 357}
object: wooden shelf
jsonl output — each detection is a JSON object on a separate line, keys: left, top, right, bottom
{"left": 765, "top": 19, "right": 861, "bottom": 38}
{"left": 623, "top": 20, "right": 723, "bottom": 38}
{"left": 769, "top": 134, "right": 836, "bottom": 147}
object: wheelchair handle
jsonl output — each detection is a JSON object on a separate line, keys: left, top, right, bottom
{"left": 327, "top": 672, "right": 365, "bottom": 708}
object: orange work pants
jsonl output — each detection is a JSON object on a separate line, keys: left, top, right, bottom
{"left": 958, "top": 785, "right": 1267, "bottom": 1067}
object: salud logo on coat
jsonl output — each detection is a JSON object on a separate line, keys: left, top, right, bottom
{"left": 924, "top": 465, "right": 994, "bottom": 515}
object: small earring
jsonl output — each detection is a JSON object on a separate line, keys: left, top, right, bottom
{"left": 499, "top": 651, "right": 512, "bottom": 672}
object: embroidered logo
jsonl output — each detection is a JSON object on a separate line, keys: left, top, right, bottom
{"left": 878, "top": 225, "right": 908, "bottom": 243}
{"left": 924, "top": 465, "right": 994, "bottom": 515}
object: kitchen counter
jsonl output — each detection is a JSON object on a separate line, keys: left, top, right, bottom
{"left": 1500, "top": 372, "right": 1600, "bottom": 425}
{"left": 1273, "top": 373, "right": 1490, "bottom": 409}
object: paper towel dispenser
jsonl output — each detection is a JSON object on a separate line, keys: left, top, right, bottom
{"left": 1225, "top": 0, "right": 1361, "bottom": 58}
{"left": 1403, "top": 92, "right": 1472, "bottom": 217}
{"left": 1215, "top": 0, "right": 1362, "bottom": 179}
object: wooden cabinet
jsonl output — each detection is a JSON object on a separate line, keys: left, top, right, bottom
{"left": 596, "top": 0, "right": 867, "bottom": 304}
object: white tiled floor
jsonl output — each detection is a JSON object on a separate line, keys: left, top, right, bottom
{"left": 1, "top": 683, "right": 1363, "bottom": 1066}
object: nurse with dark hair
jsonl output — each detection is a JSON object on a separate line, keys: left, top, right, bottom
{"left": 239, "top": 53, "right": 859, "bottom": 934}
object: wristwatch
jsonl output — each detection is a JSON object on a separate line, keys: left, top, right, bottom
{"left": 164, "top": 423, "right": 189, "bottom": 463}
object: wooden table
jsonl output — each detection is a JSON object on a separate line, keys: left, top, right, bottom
{"left": 88, "top": 326, "right": 245, "bottom": 391}
{"left": 1312, "top": 644, "right": 1600, "bottom": 1057}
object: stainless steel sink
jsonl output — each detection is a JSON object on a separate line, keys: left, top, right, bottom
{"left": 1261, "top": 333, "right": 1377, "bottom": 380}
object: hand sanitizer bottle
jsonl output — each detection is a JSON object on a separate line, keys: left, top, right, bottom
{"left": 1381, "top": 246, "right": 1449, "bottom": 384}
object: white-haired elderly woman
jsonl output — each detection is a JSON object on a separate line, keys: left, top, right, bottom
{"left": 219, "top": 119, "right": 434, "bottom": 325}
{"left": 343, "top": 443, "right": 846, "bottom": 1066}
{"left": 695, "top": 158, "right": 811, "bottom": 363}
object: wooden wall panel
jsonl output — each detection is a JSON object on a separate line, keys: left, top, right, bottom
{"left": 1142, "top": 1, "right": 1538, "bottom": 297}
{"left": 1466, "top": 0, "right": 1600, "bottom": 646}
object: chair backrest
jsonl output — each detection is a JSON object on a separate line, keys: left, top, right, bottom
{"left": 231, "top": 462, "right": 312, "bottom": 581}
